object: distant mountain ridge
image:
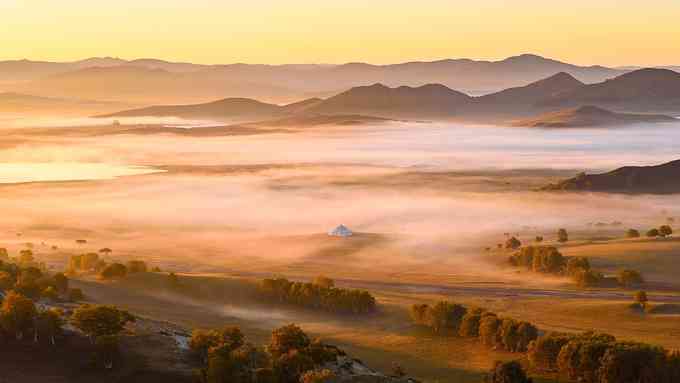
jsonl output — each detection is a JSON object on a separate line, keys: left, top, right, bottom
{"left": 541, "top": 159, "right": 680, "bottom": 194}
{"left": 98, "top": 68, "right": 680, "bottom": 124}
{"left": 0, "top": 54, "right": 643, "bottom": 104}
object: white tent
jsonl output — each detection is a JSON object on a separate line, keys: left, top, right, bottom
{"left": 328, "top": 224, "right": 353, "bottom": 237}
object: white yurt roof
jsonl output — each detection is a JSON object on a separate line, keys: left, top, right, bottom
{"left": 328, "top": 224, "right": 353, "bottom": 237}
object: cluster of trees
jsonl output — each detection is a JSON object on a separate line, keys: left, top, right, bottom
{"left": 68, "top": 252, "right": 150, "bottom": 280}
{"left": 646, "top": 225, "right": 673, "bottom": 238}
{"left": 508, "top": 246, "right": 644, "bottom": 288}
{"left": 528, "top": 331, "right": 680, "bottom": 383}
{"left": 485, "top": 361, "right": 533, "bottom": 383}
{"left": 0, "top": 283, "right": 133, "bottom": 368}
{"left": 191, "top": 324, "right": 343, "bottom": 383}
{"left": 410, "top": 301, "right": 538, "bottom": 353}
{"left": 259, "top": 277, "right": 376, "bottom": 315}
{"left": 0, "top": 260, "right": 82, "bottom": 302}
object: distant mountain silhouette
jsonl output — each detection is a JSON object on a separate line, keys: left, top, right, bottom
{"left": 304, "top": 83, "right": 473, "bottom": 118}
{"left": 0, "top": 92, "right": 127, "bottom": 116}
{"left": 1, "top": 54, "right": 631, "bottom": 103}
{"left": 541, "top": 68, "right": 680, "bottom": 111}
{"left": 513, "top": 105, "right": 675, "bottom": 128}
{"left": 541, "top": 159, "right": 680, "bottom": 194}
{"left": 99, "top": 98, "right": 286, "bottom": 121}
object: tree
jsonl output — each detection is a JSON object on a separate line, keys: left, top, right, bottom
{"left": 479, "top": 313, "right": 501, "bottom": 348}
{"left": 556, "top": 332, "right": 616, "bottom": 383}
{"left": 573, "top": 269, "right": 604, "bottom": 288}
{"left": 626, "top": 229, "right": 640, "bottom": 238}
{"left": 99, "top": 248, "right": 112, "bottom": 257}
{"left": 0, "top": 271, "right": 15, "bottom": 291}
{"left": 535, "top": 236, "right": 544, "bottom": 243}
{"left": 485, "top": 361, "right": 533, "bottom": 383}
{"left": 126, "top": 260, "right": 148, "bottom": 273}
{"left": 35, "top": 308, "right": 64, "bottom": 345}
{"left": 459, "top": 310, "right": 483, "bottom": 337}
{"left": 273, "top": 349, "right": 314, "bottom": 383}
{"left": 659, "top": 225, "right": 673, "bottom": 237}
{"left": 95, "top": 335, "right": 120, "bottom": 369}
{"left": 19, "top": 249, "right": 34, "bottom": 265}
{"left": 68, "top": 288, "right": 85, "bottom": 301}
{"left": 646, "top": 228, "right": 660, "bottom": 238}
{"left": 0, "top": 291, "right": 37, "bottom": 339}
{"left": 99, "top": 263, "right": 127, "bottom": 279}
{"left": 505, "top": 237, "right": 522, "bottom": 250}
{"left": 0, "top": 248, "right": 8, "bottom": 261}
{"left": 41, "top": 286, "right": 59, "bottom": 301}
{"left": 557, "top": 228, "right": 569, "bottom": 243}
{"left": 53, "top": 272, "right": 69, "bottom": 293}
{"left": 190, "top": 329, "right": 222, "bottom": 363}
{"left": 528, "top": 333, "right": 573, "bottom": 372}
{"left": 70, "top": 305, "right": 135, "bottom": 341}
{"left": 597, "top": 342, "right": 667, "bottom": 383}
{"left": 566, "top": 257, "right": 590, "bottom": 276}
{"left": 269, "top": 324, "right": 310, "bottom": 359}
{"left": 312, "top": 276, "right": 334, "bottom": 289}
{"left": 81, "top": 253, "right": 100, "bottom": 270}
{"left": 617, "top": 269, "right": 644, "bottom": 287}
{"left": 634, "top": 291, "right": 649, "bottom": 310}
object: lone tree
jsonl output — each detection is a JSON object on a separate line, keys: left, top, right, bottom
{"left": 505, "top": 237, "right": 522, "bottom": 250}
{"left": 535, "top": 236, "right": 544, "bottom": 243}
{"left": 626, "top": 229, "right": 640, "bottom": 238}
{"left": 99, "top": 248, "right": 112, "bottom": 257}
{"left": 557, "top": 229, "right": 569, "bottom": 243}
{"left": 659, "top": 225, "right": 673, "bottom": 237}
{"left": 634, "top": 291, "right": 649, "bottom": 310}
{"left": 70, "top": 305, "right": 135, "bottom": 341}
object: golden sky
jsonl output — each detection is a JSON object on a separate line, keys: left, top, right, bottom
{"left": 1, "top": 0, "right": 679, "bottom": 66}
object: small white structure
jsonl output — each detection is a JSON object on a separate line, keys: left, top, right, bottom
{"left": 328, "top": 224, "right": 353, "bottom": 237}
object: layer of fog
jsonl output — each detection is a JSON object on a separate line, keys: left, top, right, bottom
{"left": 1, "top": 121, "right": 679, "bottom": 283}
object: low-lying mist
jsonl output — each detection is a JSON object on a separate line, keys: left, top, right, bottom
{"left": 1, "top": 120, "right": 679, "bottom": 284}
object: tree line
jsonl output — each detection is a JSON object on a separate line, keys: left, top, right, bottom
{"left": 190, "top": 323, "right": 345, "bottom": 383}
{"left": 259, "top": 277, "right": 376, "bottom": 315}
{"left": 528, "top": 330, "right": 680, "bottom": 383}
{"left": 410, "top": 301, "right": 539, "bottom": 353}
{"left": 0, "top": 259, "right": 83, "bottom": 302}
{"left": 508, "top": 245, "right": 644, "bottom": 288}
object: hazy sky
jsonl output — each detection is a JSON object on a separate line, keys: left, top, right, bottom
{"left": 2, "top": 0, "right": 679, "bottom": 66}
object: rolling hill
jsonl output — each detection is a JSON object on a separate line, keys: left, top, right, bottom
{"left": 513, "top": 105, "right": 676, "bottom": 128}
{"left": 541, "top": 159, "right": 680, "bottom": 193}
{"left": 540, "top": 68, "right": 680, "bottom": 111}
